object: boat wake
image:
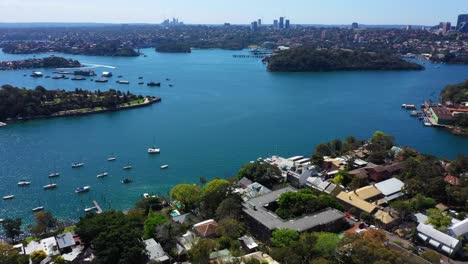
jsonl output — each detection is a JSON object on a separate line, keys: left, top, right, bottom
{"left": 56, "top": 63, "right": 116, "bottom": 70}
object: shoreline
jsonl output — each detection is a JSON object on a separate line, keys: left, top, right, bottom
{"left": 2, "top": 97, "right": 161, "bottom": 124}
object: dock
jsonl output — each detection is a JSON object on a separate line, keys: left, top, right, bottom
{"left": 93, "top": 200, "right": 103, "bottom": 214}
{"left": 233, "top": 54, "right": 266, "bottom": 58}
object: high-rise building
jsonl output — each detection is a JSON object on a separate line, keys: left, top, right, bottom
{"left": 321, "top": 30, "right": 327, "bottom": 40}
{"left": 273, "top": 19, "right": 278, "bottom": 28}
{"left": 351, "top": 22, "right": 359, "bottom": 29}
{"left": 406, "top": 25, "right": 412, "bottom": 31}
{"left": 285, "top": 19, "right": 290, "bottom": 29}
{"left": 258, "top": 19, "right": 262, "bottom": 27}
{"left": 251, "top": 21, "right": 258, "bottom": 32}
{"left": 457, "top": 14, "right": 468, "bottom": 33}
{"left": 279, "top": 17, "right": 284, "bottom": 29}
{"left": 440, "top": 22, "right": 451, "bottom": 34}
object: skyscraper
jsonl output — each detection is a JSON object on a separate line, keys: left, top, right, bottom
{"left": 279, "top": 17, "right": 284, "bottom": 29}
{"left": 273, "top": 19, "right": 278, "bottom": 28}
{"left": 457, "top": 14, "right": 468, "bottom": 33}
{"left": 285, "top": 19, "right": 290, "bottom": 29}
{"left": 251, "top": 21, "right": 258, "bottom": 32}
{"left": 440, "top": 22, "right": 451, "bottom": 35}
{"left": 258, "top": 19, "right": 262, "bottom": 27}
{"left": 351, "top": 22, "right": 359, "bottom": 29}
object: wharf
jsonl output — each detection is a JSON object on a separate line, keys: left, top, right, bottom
{"left": 93, "top": 200, "right": 103, "bottom": 214}
{"left": 233, "top": 54, "right": 266, "bottom": 58}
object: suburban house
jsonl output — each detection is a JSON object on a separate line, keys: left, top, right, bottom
{"left": 242, "top": 187, "right": 346, "bottom": 241}
{"left": 373, "top": 178, "right": 405, "bottom": 203}
{"left": 287, "top": 165, "right": 319, "bottom": 188}
{"left": 237, "top": 177, "right": 253, "bottom": 189}
{"left": 144, "top": 238, "right": 170, "bottom": 264}
{"left": 417, "top": 223, "right": 462, "bottom": 256}
{"left": 237, "top": 182, "right": 272, "bottom": 201}
{"left": 193, "top": 219, "right": 219, "bottom": 238}
{"left": 238, "top": 236, "right": 259, "bottom": 253}
{"left": 336, "top": 185, "right": 399, "bottom": 228}
{"left": 55, "top": 232, "right": 76, "bottom": 254}
{"left": 176, "top": 231, "right": 198, "bottom": 254}
{"left": 306, "top": 177, "right": 338, "bottom": 194}
{"left": 172, "top": 212, "right": 197, "bottom": 225}
{"left": 348, "top": 162, "right": 403, "bottom": 182}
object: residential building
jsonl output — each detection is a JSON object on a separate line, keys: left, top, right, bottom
{"left": 279, "top": 17, "right": 284, "bottom": 29}
{"left": 55, "top": 232, "right": 76, "bottom": 254}
{"left": 306, "top": 177, "right": 338, "bottom": 194}
{"left": 440, "top": 22, "right": 451, "bottom": 35}
{"left": 273, "top": 20, "right": 278, "bottom": 28}
{"left": 172, "top": 212, "right": 197, "bottom": 225}
{"left": 144, "top": 238, "right": 170, "bottom": 264}
{"left": 209, "top": 249, "right": 235, "bottom": 263}
{"left": 237, "top": 177, "right": 253, "bottom": 189}
{"left": 193, "top": 219, "right": 219, "bottom": 238}
{"left": 239, "top": 252, "right": 280, "bottom": 264}
{"left": 176, "top": 231, "right": 198, "bottom": 253}
{"left": 374, "top": 177, "right": 405, "bottom": 202}
{"left": 240, "top": 182, "right": 272, "bottom": 201}
{"left": 251, "top": 21, "right": 258, "bottom": 32}
{"left": 447, "top": 218, "right": 468, "bottom": 240}
{"left": 243, "top": 187, "right": 345, "bottom": 241}
{"left": 40, "top": 237, "right": 59, "bottom": 256}
{"left": 348, "top": 162, "right": 403, "bottom": 182}
{"left": 417, "top": 223, "right": 462, "bottom": 256}
{"left": 287, "top": 165, "right": 319, "bottom": 188}
{"left": 238, "top": 236, "right": 259, "bottom": 253}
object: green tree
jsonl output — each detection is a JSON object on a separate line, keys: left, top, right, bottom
{"left": 271, "top": 229, "right": 299, "bottom": 247}
{"left": 314, "top": 232, "right": 340, "bottom": 258}
{"left": 188, "top": 239, "right": 216, "bottom": 264}
{"left": 216, "top": 194, "right": 244, "bottom": 220}
{"left": 426, "top": 209, "right": 451, "bottom": 232}
{"left": 200, "top": 179, "right": 230, "bottom": 217}
{"left": 31, "top": 250, "right": 47, "bottom": 264}
{"left": 333, "top": 170, "right": 352, "bottom": 186}
{"left": 143, "top": 211, "right": 169, "bottom": 239}
{"left": 217, "top": 218, "right": 245, "bottom": 240}
{"left": 390, "top": 200, "right": 413, "bottom": 219}
{"left": 0, "top": 243, "right": 28, "bottom": 264}
{"left": 1, "top": 218, "right": 22, "bottom": 241}
{"left": 31, "top": 211, "right": 58, "bottom": 236}
{"left": 135, "top": 196, "right": 162, "bottom": 214}
{"left": 170, "top": 184, "right": 202, "bottom": 211}
{"left": 237, "top": 162, "right": 281, "bottom": 187}
{"left": 420, "top": 250, "right": 441, "bottom": 264}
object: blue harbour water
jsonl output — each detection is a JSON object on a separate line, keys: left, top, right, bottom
{"left": 0, "top": 48, "right": 467, "bottom": 223}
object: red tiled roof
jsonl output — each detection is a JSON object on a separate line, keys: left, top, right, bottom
{"left": 444, "top": 175, "right": 460, "bottom": 186}
{"left": 194, "top": 220, "right": 218, "bottom": 238}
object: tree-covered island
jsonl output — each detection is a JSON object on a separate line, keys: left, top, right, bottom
{"left": 0, "top": 85, "right": 160, "bottom": 122}
{"left": 0, "top": 56, "right": 81, "bottom": 70}
{"left": 267, "top": 47, "right": 425, "bottom": 72}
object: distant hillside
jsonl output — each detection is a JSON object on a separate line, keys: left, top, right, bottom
{"left": 267, "top": 48, "right": 424, "bottom": 72}
{"left": 440, "top": 80, "right": 468, "bottom": 104}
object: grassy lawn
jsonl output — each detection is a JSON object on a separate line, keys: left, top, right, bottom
{"left": 121, "top": 99, "right": 145, "bottom": 106}
{"left": 63, "top": 225, "right": 76, "bottom": 233}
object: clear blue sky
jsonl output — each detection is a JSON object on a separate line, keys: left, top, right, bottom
{"left": 0, "top": 0, "right": 465, "bottom": 25}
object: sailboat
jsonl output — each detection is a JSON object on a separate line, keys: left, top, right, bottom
{"left": 147, "top": 136, "right": 160, "bottom": 154}
{"left": 49, "top": 163, "right": 60, "bottom": 177}
{"left": 123, "top": 160, "right": 132, "bottom": 170}
{"left": 107, "top": 154, "right": 117, "bottom": 161}
{"left": 97, "top": 172, "right": 109, "bottom": 178}
{"left": 32, "top": 201, "right": 44, "bottom": 212}
{"left": 18, "top": 179, "right": 31, "bottom": 186}
{"left": 43, "top": 178, "right": 57, "bottom": 190}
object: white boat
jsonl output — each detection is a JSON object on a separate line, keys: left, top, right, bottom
{"left": 123, "top": 165, "right": 132, "bottom": 170}
{"left": 72, "top": 163, "right": 84, "bottom": 168}
{"left": 32, "top": 206, "right": 44, "bottom": 212}
{"left": 97, "top": 172, "right": 108, "bottom": 178}
{"left": 107, "top": 157, "right": 116, "bottom": 161}
{"left": 18, "top": 180, "right": 31, "bottom": 186}
{"left": 48, "top": 172, "right": 60, "bottom": 178}
{"left": 160, "top": 165, "right": 169, "bottom": 169}
{"left": 43, "top": 183, "right": 57, "bottom": 190}
{"left": 3, "top": 195, "right": 15, "bottom": 200}
{"left": 84, "top": 207, "right": 97, "bottom": 213}
{"left": 148, "top": 148, "right": 160, "bottom": 154}
{"left": 116, "top": 80, "right": 129, "bottom": 84}
{"left": 102, "top": 71, "right": 113, "bottom": 77}
{"left": 75, "top": 186, "right": 91, "bottom": 193}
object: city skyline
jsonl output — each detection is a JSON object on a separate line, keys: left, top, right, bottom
{"left": 0, "top": 0, "right": 466, "bottom": 25}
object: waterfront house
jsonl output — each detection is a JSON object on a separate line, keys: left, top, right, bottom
{"left": 287, "top": 165, "right": 319, "bottom": 188}
{"left": 237, "top": 177, "right": 253, "bottom": 189}
{"left": 242, "top": 187, "right": 345, "bottom": 241}
{"left": 55, "top": 232, "right": 76, "bottom": 254}
{"left": 306, "top": 177, "right": 338, "bottom": 194}
{"left": 193, "top": 219, "right": 219, "bottom": 238}
{"left": 144, "top": 238, "right": 170, "bottom": 264}
{"left": 417, "top": 223, "right": 461, "bottom": 256}
{"left": 348, "top": 162, "right": 403, "bottom": 182}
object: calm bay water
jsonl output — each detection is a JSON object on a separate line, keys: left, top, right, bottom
{"left": 0, "top": 48, "right": 467, "bottom": 223}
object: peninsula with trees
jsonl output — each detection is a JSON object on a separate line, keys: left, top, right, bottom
{"left": 0, "top": 85, "right": 160, "bottom": 123}
{"left": 0, "top": 56, "right": 81, "bottom": 70}
{"left": 155, "top": 43, "right": 191, "bottom": 53}
{"left": 267, "top": 48, "right": 425, "bottom": 72}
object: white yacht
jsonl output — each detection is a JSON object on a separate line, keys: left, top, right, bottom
{"left": 148, "top": 147, "right": 160, "bottom": 154}
{"left": 18, "top": 179, "right": 31, "bottom": 186}
{"left": 48, "top": 172, "right": 60, "bottom": 178}
{"left": 160, "top": 165, "right": 169, "bottom": 169}
{"left": 32, "top": 206, "right": 44, "bottom": 212}
{"left": 75, "top": 186, "right": 91, "bottom": 193}
{"left": 123, "top": 165, "right": 132, "bottom": 170}
{"left": 107, "top": 157, "right": 116, "bottom": 161}
{"left": 72, "top": 162, "right": 84, "bottom": 168}
{"left": 43, "top": 183, "right": 57, "bottom": 190}
{"left": 3, "top": 195, "right": 14, "bottom": 200}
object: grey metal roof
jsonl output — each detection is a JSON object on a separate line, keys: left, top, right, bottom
{"left": 144, "top": 238, "right": 169, "bottom": 262}
{"left": 417, "top": 223, "right": 460, "bottom": 254}
{"left": 374, "top": 178, "right": 404, "bottom": 196}
{"left": 448, "top": 218, "right": 468, "bottom": 237}
{"left": 172, "top": 212, "right": 196, "bottom": 224}
{"left": 56, "top": 232, "right": 75, "bottom": 249}
{"left": 243, "top": 187, "right": 344, "bottom": 232}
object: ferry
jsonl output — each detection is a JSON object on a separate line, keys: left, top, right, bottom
{"left": 102, "top": 72, "right": 113, "bottom": 77}
{"left": 161, "top": 165, "right": 169, "bottom": 169}
{"left": 107, "top": 157, "right": 117, "bottom": 161}
{"left": 32, "top": 206, "right": 44, "bottom": 212}
{"left": 3, "top": 195, "right": 15, "bottom": 200}
{"left": 17, "top": 179, "right": 31, "bottom": 186}
{"left": 72, "top": 163, "right": 84, "bottom": 168}
{"left": 121, "top": 178, "right": 133, "bottom": 184}
{"left": 147, "top": 81, "right": 161, "bottom": 87}
{"left": 43, "top": 183, "right": 57, "bottom": 190}
{"left": 97, "top": 172, "right": 108, "bottom": 178}
{"left": 95, "top": 78, "right": 108, "bottom": 83}
{"left": 48, "top": 172, "right": 60, "bottom": 178}
{"left": 116, "top": 80, "right": 130, "bottom": 84}
{"left": 75, "top": 186, "right": 91, "bottom": 194}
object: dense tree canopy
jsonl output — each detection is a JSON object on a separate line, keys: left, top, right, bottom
{"left": 440, "top": 80, "right": 468, "bottom": 104}
{"left": 271, "top": 229, "right": 300, "bottom": 247}
{"left": 170, "top": 184, "right": 202, "bottom": 211}
{"left": 276, "top": 189, "right": 343, "bottom": 219}
{"left": 268, "top": 48, "right": 424, "bottom": 72}
{"left": 1, "top": 218, "right": 22, "bottom": 241}
{"left": 237, "top": 161, "right": 281, "bottom": 187}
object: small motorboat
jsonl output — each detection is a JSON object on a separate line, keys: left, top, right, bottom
{"left": 75, "top": 186, "right": 91, "bottom": 194}
{"left": 32, "top": 206, "right": 44, "bottom": 212}
{"left": 72, "top": 163, "right": 84, "bottom": 168}
{"left": 97, "top": 172, "right": 108, "bottom": 178}
{"left": 18, "top": 179, "right": 31, "bottom": 186}
{"left": 107, "top": 157, "right": 117, "bottom": 161}
{"left": 43, "top": 183, "right": 57, "bottom": 190}
{"left": 161, "top": 165, "right": 169, "bottom": 169}
{"left": 3, "top": 195, "right": 15, "bottom": 200}
{"left": 95, "top": 78, "right": 108, "bottom": 83}
{"left": 138, "top": 82, "right": 145, "bottom": 85}
{"left": 121, "top": 178, "right": 133, "bottom": 184}
{"left": 116, "top": 80, "right": 129, "bottom": 84}
{"left": 123, "top": 165, "right": 132, "bottom": 170}
{"left": 71, "top": 77, "right": 86, "bottom": 81}
{"left": 147, "top": 81, "right": 161, "bottom": 87}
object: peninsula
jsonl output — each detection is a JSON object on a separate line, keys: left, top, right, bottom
{"left": 155, "top": 43, "right": 191, "bottom": 53}
{"left": 0, "top": 56, "right": 81, "bottom": 70}
{"left": 0, "top": 85, "right": 160, "bottom": 122}
{"left": 267, "top": 48, "right": 425, "bottom": 72}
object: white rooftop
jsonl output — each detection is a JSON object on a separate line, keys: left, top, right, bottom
{"left": 374, "top": 178, "right": 404, "bottom": 196}
{"left": 448, "top": 218, "right": 468, "bottom": 238}
{"left": 417, "top": 224, "right": 461, "bottom": 255}
{"left": 144, "top": 238, "right": 169, "bottom": 262}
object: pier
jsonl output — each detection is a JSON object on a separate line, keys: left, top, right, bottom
{"left": 93, "top": 200, "right": 103, "bottom": 214}
{"left": 233, "top": 54, "right": 266, "bottom": 58}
